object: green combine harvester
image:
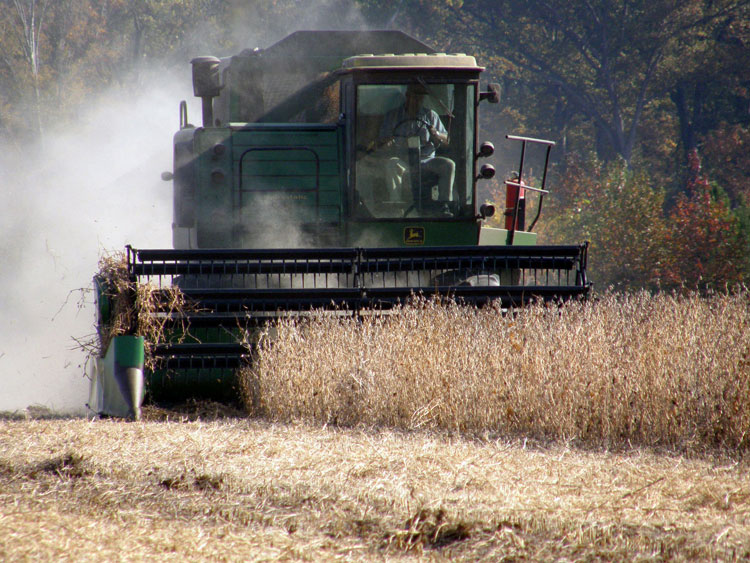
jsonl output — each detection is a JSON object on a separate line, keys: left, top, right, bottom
{"left": 88, "top": 31, "right": 590, "bottom": 419}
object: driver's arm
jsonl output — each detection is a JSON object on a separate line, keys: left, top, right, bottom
{"left": 429, "top": 125, "right": 448, "bottom": 146}
{"left": 427, "top": 113, "right": 449, "bottom": 146}
{"left": 366, "top": 135, "right": 394, "bottom": 152}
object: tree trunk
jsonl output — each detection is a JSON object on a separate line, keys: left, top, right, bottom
{"left": 11, "top": 0, "right": 49, "bottom": 144}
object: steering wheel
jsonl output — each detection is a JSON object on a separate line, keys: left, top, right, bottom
{"left": 392, "top": 117, "right": 431, "bottom": 138}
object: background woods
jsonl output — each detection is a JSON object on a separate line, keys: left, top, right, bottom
{"left": 1, "top": 0, "right": 747, "bottom": 290}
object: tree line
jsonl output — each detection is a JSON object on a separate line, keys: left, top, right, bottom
{"left": 2, "top": 0, "right": 748, "bottom": 290}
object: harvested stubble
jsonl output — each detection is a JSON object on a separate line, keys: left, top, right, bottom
{"left": 242, "top": 290, "right": 750, "bottom": 455}
{"left": 1, "top": 419, "right": 749, "bottom": 561}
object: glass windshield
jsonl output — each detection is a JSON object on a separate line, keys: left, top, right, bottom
{"left": 354, "top": 82, "right": 475, "bottom": 219}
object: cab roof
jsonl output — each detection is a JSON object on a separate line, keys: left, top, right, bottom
{"left": 342, "top": 53, "right": 482, "bottom": 71}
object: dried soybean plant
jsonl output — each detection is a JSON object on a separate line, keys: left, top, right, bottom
{"left": 93, "top": 251, "right": 193, "bottom": 371}
{"left": 242, "top": 290, "right": 750, "bottom": 455}
{"left": 95, "top": 252, "right": 135, "bottom": 354}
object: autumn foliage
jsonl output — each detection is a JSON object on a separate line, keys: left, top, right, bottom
{"left": 536, "top": 157, "right": 665, "bottom": 290}
{"left": 661, "top": 150, "right": 746, "bottom": 289}
{"left": 530, "top": 150, "right": 748, "bottom": 291}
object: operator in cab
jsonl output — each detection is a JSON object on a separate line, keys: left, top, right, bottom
{"left": 370, "top": 83, "right": 456, "bottom": 214}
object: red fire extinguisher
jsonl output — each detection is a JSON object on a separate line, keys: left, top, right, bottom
{"left": 505, "top": 173, "right": 526, "bottom": 232}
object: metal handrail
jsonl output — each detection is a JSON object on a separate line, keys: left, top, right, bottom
{"left": 503, "top": 180, "right": 549, "bottom": 195}
{"left": 506, "top": 135, "right": 555, "bottom": 242}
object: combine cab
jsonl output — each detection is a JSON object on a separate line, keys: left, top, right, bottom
{"left": 88, "top": 31, "right": 590, "bottom": 419}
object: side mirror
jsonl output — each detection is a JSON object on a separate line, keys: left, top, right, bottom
{"left": 479, "top": 203, "right": 495, "bottom": 219}
{"left": 161, "top": 171, "right": 174, "bottom": 181}
{"left": 479, "top": 83, "right": 501, "bottom": 104}
{"left": 477, "top": 141, "right": 495, "bottom": 159}
{"left": 477, "top": 163, "right": 496, "bottom": 180}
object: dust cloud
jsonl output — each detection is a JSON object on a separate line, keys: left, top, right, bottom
{"left": 0, "top": 1, "right": 383, "bottom": 414}
{"left": 0, "top": 71, "right": 195, "bottom": 414}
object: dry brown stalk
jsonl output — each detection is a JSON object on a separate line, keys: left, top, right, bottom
{"left": 94, "top": 252, "right": 134, "bottom": 355}
{"left": 242, "top": 290, "right": 750, "bottom": 455}
{"left": 94, "top": 251, "right": 192, "bottom": 370}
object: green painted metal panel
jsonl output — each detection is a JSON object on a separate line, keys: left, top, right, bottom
{"left": 232, "top": 131, "right": 338, "bottom": 146}
{"left": 479, "top": 227, "right": 537, "bottom": 246}
{"left": 240, "top": 175, "right": 340, "bottom": 191}
{"left": 318, "top": 206, "right": 340, "bottom": 222}
{"left": 147, "top": 367, "right": 239, "bottom": 404}
{"left": 88, "top": 335, "right": 145, "bottom": 419}
{"left": 262, "top": 206, "right": 341, "bottom": 222}
{"left": 510, "top": 230, "right": 537, "bottom": 245}
{"left": 232, "top": 146, "right": 339, "bottom": 161}
{"left": 239, "top": 160, "right": 340, "bottom": 176}
{"left": 241, "top": 190, "right": 341, "bottom": 206}
{"left": 113, "top": 336, "right": 145, "bottom": 368}
{"left": 347, "top": 220, "right": 479, "bottom": 247}
{"left": 229, "top": 125, "right": 343, "bottom": 228}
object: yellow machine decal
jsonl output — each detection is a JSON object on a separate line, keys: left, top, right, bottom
{"left": 404, "top": 227, "right": 425, "bottom": 245}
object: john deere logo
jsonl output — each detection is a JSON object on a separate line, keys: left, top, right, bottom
{"left": 404, "top": 227, "right": 425, "bottom": 245}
